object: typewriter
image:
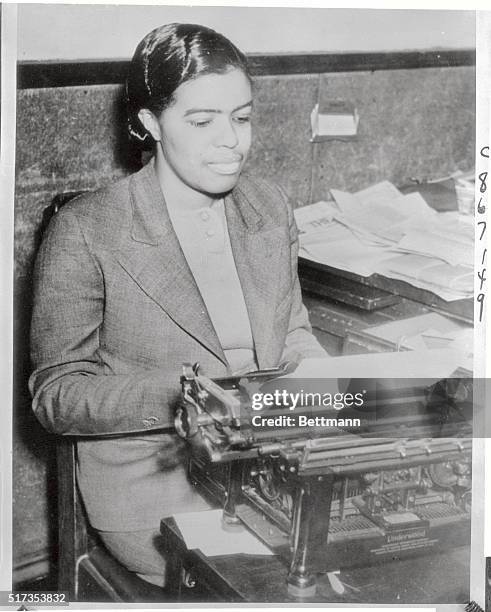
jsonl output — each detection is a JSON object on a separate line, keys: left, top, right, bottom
{"left": 175, "top": 365, "right": 472, "bottom": 597}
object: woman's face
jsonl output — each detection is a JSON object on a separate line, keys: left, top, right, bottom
{"left": 146, "top": 68, "right": 252, "bottom": 201}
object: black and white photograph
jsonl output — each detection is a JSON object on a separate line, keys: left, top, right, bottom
{"left": 2, "top": 3, "right": 490, "bottom": 609}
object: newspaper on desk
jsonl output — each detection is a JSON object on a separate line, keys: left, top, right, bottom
{"left": 295, "top": 181, "right": 474, "bottom": 301}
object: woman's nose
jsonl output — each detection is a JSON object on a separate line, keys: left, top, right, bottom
{"left": 216, "top": 118, "right": 239, "bottom": 148}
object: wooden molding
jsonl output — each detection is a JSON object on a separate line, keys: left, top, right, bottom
{"left": 18, "top": 49, "right": 475, "bottom": 89}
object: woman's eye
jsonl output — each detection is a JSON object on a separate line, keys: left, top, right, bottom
{"left": 233, "top": 115, "right": 251, "bottom": 124}
{"left": 189, "top": 118, "right": 212, "bottom": 128}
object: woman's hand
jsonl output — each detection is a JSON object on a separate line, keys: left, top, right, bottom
{"left": 278, "top": 358, "right": 300, "bottom": 375}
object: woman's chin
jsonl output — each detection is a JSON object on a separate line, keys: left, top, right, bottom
{"left": 202, "top": 172, "right": 242, "bottom": 195}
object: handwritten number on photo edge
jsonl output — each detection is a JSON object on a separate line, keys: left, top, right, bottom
{"left": 479, "top": 172, "right": 488, "bottom": 194}
{"left": 477, "top": 293, "right": 485, "bottom": 322}
{"left": 478, "top": 269, "right": 487, "bottom": 291}
{"left": 478, "top": 221, "right": 486, "bottom": 240}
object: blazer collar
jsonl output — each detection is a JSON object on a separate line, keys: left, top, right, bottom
{"left": 122, "top": 160, "right": 284, "bottom": 370}
{"left": 129, "top": 160, "right": 172, "bottom": 245}
{"left": 129, "top": 159, "right": 265, "bottom": 245}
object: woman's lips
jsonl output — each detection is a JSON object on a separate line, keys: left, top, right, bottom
{"left": 208, "top": 161, "right": 242, "bottom": 175}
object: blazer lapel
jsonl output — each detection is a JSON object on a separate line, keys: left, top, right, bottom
{"left": 225, "top": 185, "right": 287, "bottom": 369}
{"left": 116, "top": 162, "right": 227, "bottom": 366}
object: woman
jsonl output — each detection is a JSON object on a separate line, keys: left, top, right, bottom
{"left": 29, "top": 23, "right": 326, "bottom": 587}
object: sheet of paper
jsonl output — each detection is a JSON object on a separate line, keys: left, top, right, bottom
{"left": 362, "top": 313, "right": 467, "bottom": 351}
{"left": 293, "top": 200, "right": 337, "bottom": 233}
{"left": 449, "top": 328, "right": 474, "bottom": 356}
{"left": 378, "top": 254, "right": 473, "bottom": 300}
{"left": 331, "top": 181, "right": 435, "bottom": 241}
{"left": 299, "top": 220, "right": 390, "bottom": 251}
{"left": 330, "top": 188, "right": 360, "bottom": 215}
{"left": 364, "top": 312, "right": 465, "bottom": 341}
{"left": 399, "top": 333, "right": 431, "bottom": 351}
{"left": 173, "top": 510, "right": 273, "bottom": 557}
{"left": 335, "top": 208, "right": 406, "bottom": 241}
{"left": 300, "top": 243, "right": 472, "bottom": 301}
{"left": 331, "top": 189, "right": 406, "bottom": 236}
{"left": 375, "top": 194, "right": 438, "bottom": 241}
{"left": 397, "top": 229, "right": 474, "bottom": 267}
{"left": 436, "top": 210, "right": 474, "bottom": 239}
{"left": 418, "top": 328, "right": 458, "bottom": 350}
{"left": 354, "top": 180, "right": 403, "bottom": 205}
{"left": 300, "top": 239, "right": 397, "bottom": 277}
{"left": 395, "top": 191, "right": 437, "bottom": 217}
{"left": 421, "top": 264, "right": 473, "bottom": 292}
{"left": 283, "top": 349, "right": 466, "bottom": 379}
{"left": 299, "top": 221, "right": 400, "bottom": 276}
{"left": 298, "top": 218, "right": 351, "bottom": 246}
{"left": 331, "top": 181, "right": 402, "bottom": 214}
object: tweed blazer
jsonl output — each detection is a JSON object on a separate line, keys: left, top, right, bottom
{"left": 29, "top": 160, "right": 326, "bottom": 531}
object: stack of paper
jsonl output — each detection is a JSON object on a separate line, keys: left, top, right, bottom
{"left": 378, "top": 254, "right": 473, "bottom": 298}
{"left": 394, "top": 213, "right": 474, "bottom": 267}
{"left": 295, "top": 181, "right": 474, "bottom": 302}
{"left": 330, "top": 182, "right": 436, "bottom": 242}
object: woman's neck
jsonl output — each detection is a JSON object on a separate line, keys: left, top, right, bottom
{"left": 153, "top": 152, "right": 215, "bottom": 211}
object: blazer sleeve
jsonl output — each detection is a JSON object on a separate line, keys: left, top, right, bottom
{"left": 29, "top": 208, "right": 179, "bottom": 436}
{"left": 280, "top": 192, "right": 329, "bottom": 364}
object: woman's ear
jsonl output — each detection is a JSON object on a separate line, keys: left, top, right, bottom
{"left": 138, "top": 109, "right": 161, "bottom": 142}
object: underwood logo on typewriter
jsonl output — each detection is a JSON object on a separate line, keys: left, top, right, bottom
{"left": 370, "top": 523, "right": 437, "bottom": 557}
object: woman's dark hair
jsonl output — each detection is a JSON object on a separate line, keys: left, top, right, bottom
{"left": 126, "top": 23, "right": 250, "bottom": 146}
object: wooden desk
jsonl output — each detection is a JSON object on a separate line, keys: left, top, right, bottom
{"left": 299, "top": 257, "right": 473, "bottom": 322}
{"left": 161, "top": 517, "right": 470, "bottom": 604}
{"left": 300, "top": 261, "right": 472, "bottom": 357}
